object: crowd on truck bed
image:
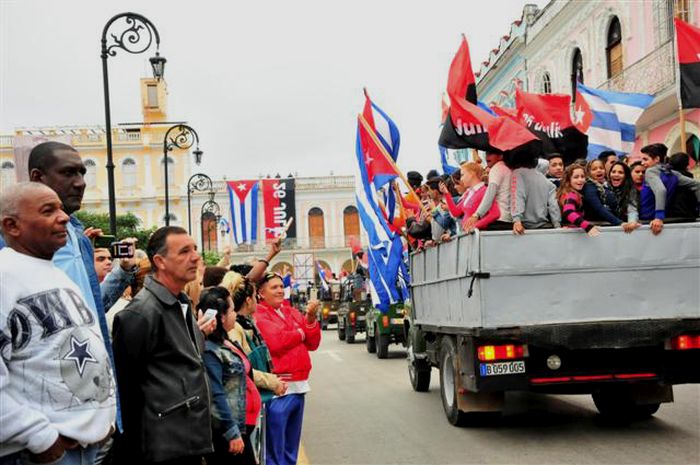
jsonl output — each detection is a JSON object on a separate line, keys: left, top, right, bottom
{"left": 401, "top": 143, "right": 700, "bottom": 250}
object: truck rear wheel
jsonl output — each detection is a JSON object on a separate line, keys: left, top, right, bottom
{"left": 366, "top": 330, "right": 376, "bottom": 353}
{"left": 337, "top": 322, "right": 346, "bottom": 341}
{"left": 439, "top": 337, "right": 468, "bottom": 426}
{"left": 376, "top": 328, "right": 389, "bottom": 359}
{"left": 592, "top": 388, "right": 661, "bottom": 421}
{"left": 407, "top": 336, "right": 430, "bottom": 392}
{"left": 346, "top": 324, "right": 355, "bottom": 344}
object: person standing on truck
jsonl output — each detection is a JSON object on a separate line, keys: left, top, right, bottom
{"left": 440, "top": 162, "right": 500, "bottom": 231}
{"left": 254, "top": 273, "right": 321, "bottom": 465}
{"left": 582, "top": 159, "right": 625, "bottom": 226}
{"left": 510, "top": 161, "right": 562, "bottom": 235}
{"left": 545, "top": 153, "right": 565, "bottom": 187}
{"left": 640, "top": 143, "right": 700, "bottom": 235}
{"left": 608, "top": 162, "right": 641, "bottom": 230}
{"left": 557, "top": 164, "right": 601, "bottom": 237}
{"left": 463, "top": 153, "right": 512, "bottom": 233}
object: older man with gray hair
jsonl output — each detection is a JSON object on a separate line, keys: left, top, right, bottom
{"left": 0, "top": 183, "right": 116, "bottom": 464}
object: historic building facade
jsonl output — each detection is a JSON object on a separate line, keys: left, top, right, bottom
{"left": 476, "top": 0, "right": 700, "bottom": 160}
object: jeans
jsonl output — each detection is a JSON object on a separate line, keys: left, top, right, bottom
{"left": 0, "top": 445, "right": 98, "bottom": 465}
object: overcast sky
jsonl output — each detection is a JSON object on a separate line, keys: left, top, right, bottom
{"left": 1, "top": 0, "right": 547, "bottom": 180}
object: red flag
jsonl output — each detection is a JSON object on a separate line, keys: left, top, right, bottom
{"left": 358, "top": 116, "right": 400, "bottom": 188}
{"left": 439, "top": 95, "right": 494, "bottom": 151}
{"left": 490, "top": 104, "right": 518, "bottom": 120}
{"left": 440, "top": 93, "right": 450, "bottom": 124}
{"left": 515, "top": 88, "right": 588, "bottom": 164}
{"left": 675, "top": 18, "right": 700, "bottom": 109}
{"left": 487, "top": 117, "right": 538, "bottom": 152}
{"left": 447, "top": 35, "right": 477, "bottom": 104}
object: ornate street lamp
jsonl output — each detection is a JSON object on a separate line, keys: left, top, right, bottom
{"left": 200, "top": 191, "right": 221, "bottom": 252}
{"left": 187, "top": 173, "right": 213, "bottom": 235}
{"left": 162, "top": 124, "right": 202, "bottom": 226}
{"left": 101, "top": 12, "right": 163, "bottom": 235}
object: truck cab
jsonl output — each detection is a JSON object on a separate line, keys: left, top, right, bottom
{"left": 406, "top": 224, "right": 700, "bottom": 425}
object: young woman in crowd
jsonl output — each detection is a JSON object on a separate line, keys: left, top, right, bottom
{"left": 440, "top": 162, "right": 500, "bottom": 230}
{"left": 557, "top": 164, "right": 601, "bottom": 237}
{"left": 254, "top": 273, "right": 321, "bottom": 465}
{"left": 608, "top": 161, "right": 641, "bottom": 232}
{"left": 630, "top": 161, "right": 645, "bottom": 192}
{"left": 582, "top": 159, "right": 624, "bottom": 226}
{"left": 221, "top": 271, "right": 287, "bottom": 402}
{"left": 199, "top": 286, "right": 261, "bottom": 465}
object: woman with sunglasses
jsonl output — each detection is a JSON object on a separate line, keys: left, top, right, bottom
{"left": 254, "top": 272, "right": 321, "bottom": 465}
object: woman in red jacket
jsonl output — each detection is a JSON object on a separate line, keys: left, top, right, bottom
{"left": 441, "top": 162, "right": 500, "bottom": 231}
{"left": 254, "top": 272, "right": 321, "bottom": 465}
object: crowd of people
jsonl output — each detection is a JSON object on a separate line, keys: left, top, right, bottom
{"left": 0, "top": 142, "right": 321, "bottom": 465}
{"left": 401, "top": 143, "right": 699, "bottom": 248}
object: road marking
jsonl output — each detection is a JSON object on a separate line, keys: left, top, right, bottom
{"left": 298, "top": 443, "right": 309, "bottom": 465}
{"left": 316, "top": 349, "right": 343, "bottom": 362}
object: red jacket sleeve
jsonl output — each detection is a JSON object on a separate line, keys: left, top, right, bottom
{"left": 444, "top": 193, "right": 464, "bottom": 218}
{"left": 301, "top": 317, "right": 322, "bottom": 351}
{"left": 476, "top": 199, "right": 501, "bottom": 229}
{"left": 255, "top": 310, "right": 304, "bottom": 357}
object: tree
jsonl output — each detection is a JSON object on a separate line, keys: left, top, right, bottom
{"left": 74, "top": 211, "right": 157, "bottom": 250}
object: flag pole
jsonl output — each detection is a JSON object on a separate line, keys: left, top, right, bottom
{"left": 679, "top": 106, "right": 687, "bottom": 153}
{"left": 674, "top": 12, "right": 687, "bottom": 153}
{"left": 358, "top": 114, "right": 422, "bottom": 206}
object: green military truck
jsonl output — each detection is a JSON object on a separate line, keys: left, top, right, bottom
{"left": 366, "top": 302, "right": 408, "bottom": 359}
{"left": 337, "top": 272, "right": 370, "bottom": 343}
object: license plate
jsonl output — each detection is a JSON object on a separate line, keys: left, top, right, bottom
{"left": 357, "top": 316, "right": 366, "bottom": 321}
{"left": 390, "top": 318, "right": 403, "bottom": 325}
{"left": 479, "top": 361, "right": 526, "bottom": 377}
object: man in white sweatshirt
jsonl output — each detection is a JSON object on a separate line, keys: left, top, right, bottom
{"left": 0, "top": 183, "right": 116, "bottom": 464}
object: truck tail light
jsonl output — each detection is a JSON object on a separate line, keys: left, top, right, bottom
{"left": 382, "top": 315, "right": 389, "bottom": 328}
{"left": 477, "top": 344, "right": 526, "bottom": 361}
{"left": 350, "top": 312, "right": 356, "bottom": 325}
{"left": 670, "top": 334, "right": 700, "bottom": 350}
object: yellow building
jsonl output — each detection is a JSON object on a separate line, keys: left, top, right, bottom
{"left": 0, "top": 78, "right": 197, "bottom": 232}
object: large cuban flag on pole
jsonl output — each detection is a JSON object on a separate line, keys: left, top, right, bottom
{"left": 354, "top": 116, "right": 405, "bottom": 313}
{"left": 576, "top": 83, "right": 653, "bottom": 159}
{"left": 226, "top": 180, "right": 259, "bottom": 245}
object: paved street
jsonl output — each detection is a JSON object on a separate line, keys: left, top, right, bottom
{"left": 301, "top": 330, "right": 700, "bottom": 465}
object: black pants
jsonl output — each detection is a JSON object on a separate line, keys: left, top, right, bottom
{"left": 206, "top": 425, "right": 257, "bottom": 465}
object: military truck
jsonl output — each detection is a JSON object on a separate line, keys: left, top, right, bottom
{"left": 406, "top": 224, "right": 700, "bottom": 426}
{"left": 316, "top": 282, "right": 340, "bottom": 330}
{"left": 365, "top": 301, "right": 407, "bottom": 359}
{"left": 337, "top": 272, "right": 370, "bottom": 343}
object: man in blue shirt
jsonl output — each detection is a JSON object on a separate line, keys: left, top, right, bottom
{"left": 0, "top": 142, "right": 136, "bottom": 440}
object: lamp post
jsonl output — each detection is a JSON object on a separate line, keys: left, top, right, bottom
{"left": 187, "top": 173, "right": 213, "bottom": 235}
{"left": 200, "top": 191, "right": 221, "bottom": 252}
{"left": 163, "top": 124, "right": 203, "bottom": 226}
{"left": 101, "top": 12, "right": 165, "bottom": 235}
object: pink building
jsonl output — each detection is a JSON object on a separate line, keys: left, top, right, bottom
{"left": 476, "top": 0, "right": 700, "bottom": 163}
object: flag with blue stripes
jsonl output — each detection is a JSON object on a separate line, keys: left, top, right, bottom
{"left": 577, "top": 83, "right": 653, "bottom": 159}
{"left": 226, "top": 180, "right": 259, "bottom": 245}
{"left": 218, "top": 217, "right": 230, "bottom": 234}
{"left": 316, "top": 261, "right": 330, "bottom": 292}
{"left": 363, "top": 89, "right": 400, "bottom": 161}
{"left": 355, "top": 120, "right": 407, "bottom": 313}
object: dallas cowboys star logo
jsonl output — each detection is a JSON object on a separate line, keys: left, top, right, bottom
{"left": 63, "top": 336, "right": 98, "bottom": 376}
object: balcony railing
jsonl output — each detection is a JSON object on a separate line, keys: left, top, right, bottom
{"left": 597, "top": 40, "right": 675, "bottom": 95}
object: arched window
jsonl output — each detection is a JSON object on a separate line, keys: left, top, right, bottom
{"left": 161, "top": 156, "right": 175, "bottom": 186}
{"left": 571, "top": 48, "right": 584, "bottom": 96}
{"left": 201, "top": 211, "right": 219, "bottom": 252}
{"left": 606, "top": 17, "right": 623, "bottom": 79}
{"left": 541, "top": 72, "right": 552, "bottom": 94}
{"left": 308, "top": 207, "right": 325, "bottom": 249}
{"left": 343, "top": 205, "right": 360, "bottom": 247}
{"left": 84, "top": 159, "right": 97, "bottom": 188}
{"left": 1, "top": 161, "right": 16, "bottom": 192}
{"left": 654, "top": 0, "right": 675, "bottom": 46}
{"left": 121, "top": 158, "right": 136, "bottom": 187}
{"left": 675, "top": 0, "right": 690, "bottom": 22}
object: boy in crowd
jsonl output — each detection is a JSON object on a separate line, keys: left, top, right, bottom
{"left": 545, "top": 153, "right": 565, "bottom": 187}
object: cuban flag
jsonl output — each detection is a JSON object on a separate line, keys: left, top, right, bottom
{"left": 226, "top": 180, "right": 259, "bottom": 245}
{"left": 363, "top": 89, "right": 400, "bottom": 161}
{"left": 316, "top": 261, "right": 330, "bottom": 292}
{"left": 218, "top": 217, "right": 230, "bottom": 234}
{"left": 355, "top": 118, "right": 407, "bottom": 313}
{"left": 577, "top": 83, "right": 654, "bottom": 159}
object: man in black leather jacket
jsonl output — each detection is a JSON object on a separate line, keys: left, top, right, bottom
{"left": 112, "top": 226, "right": 215, "bottom": 464}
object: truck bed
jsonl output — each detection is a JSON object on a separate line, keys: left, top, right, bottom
{"left": 410, "top": 223, "right": 700, "bottom": 330}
